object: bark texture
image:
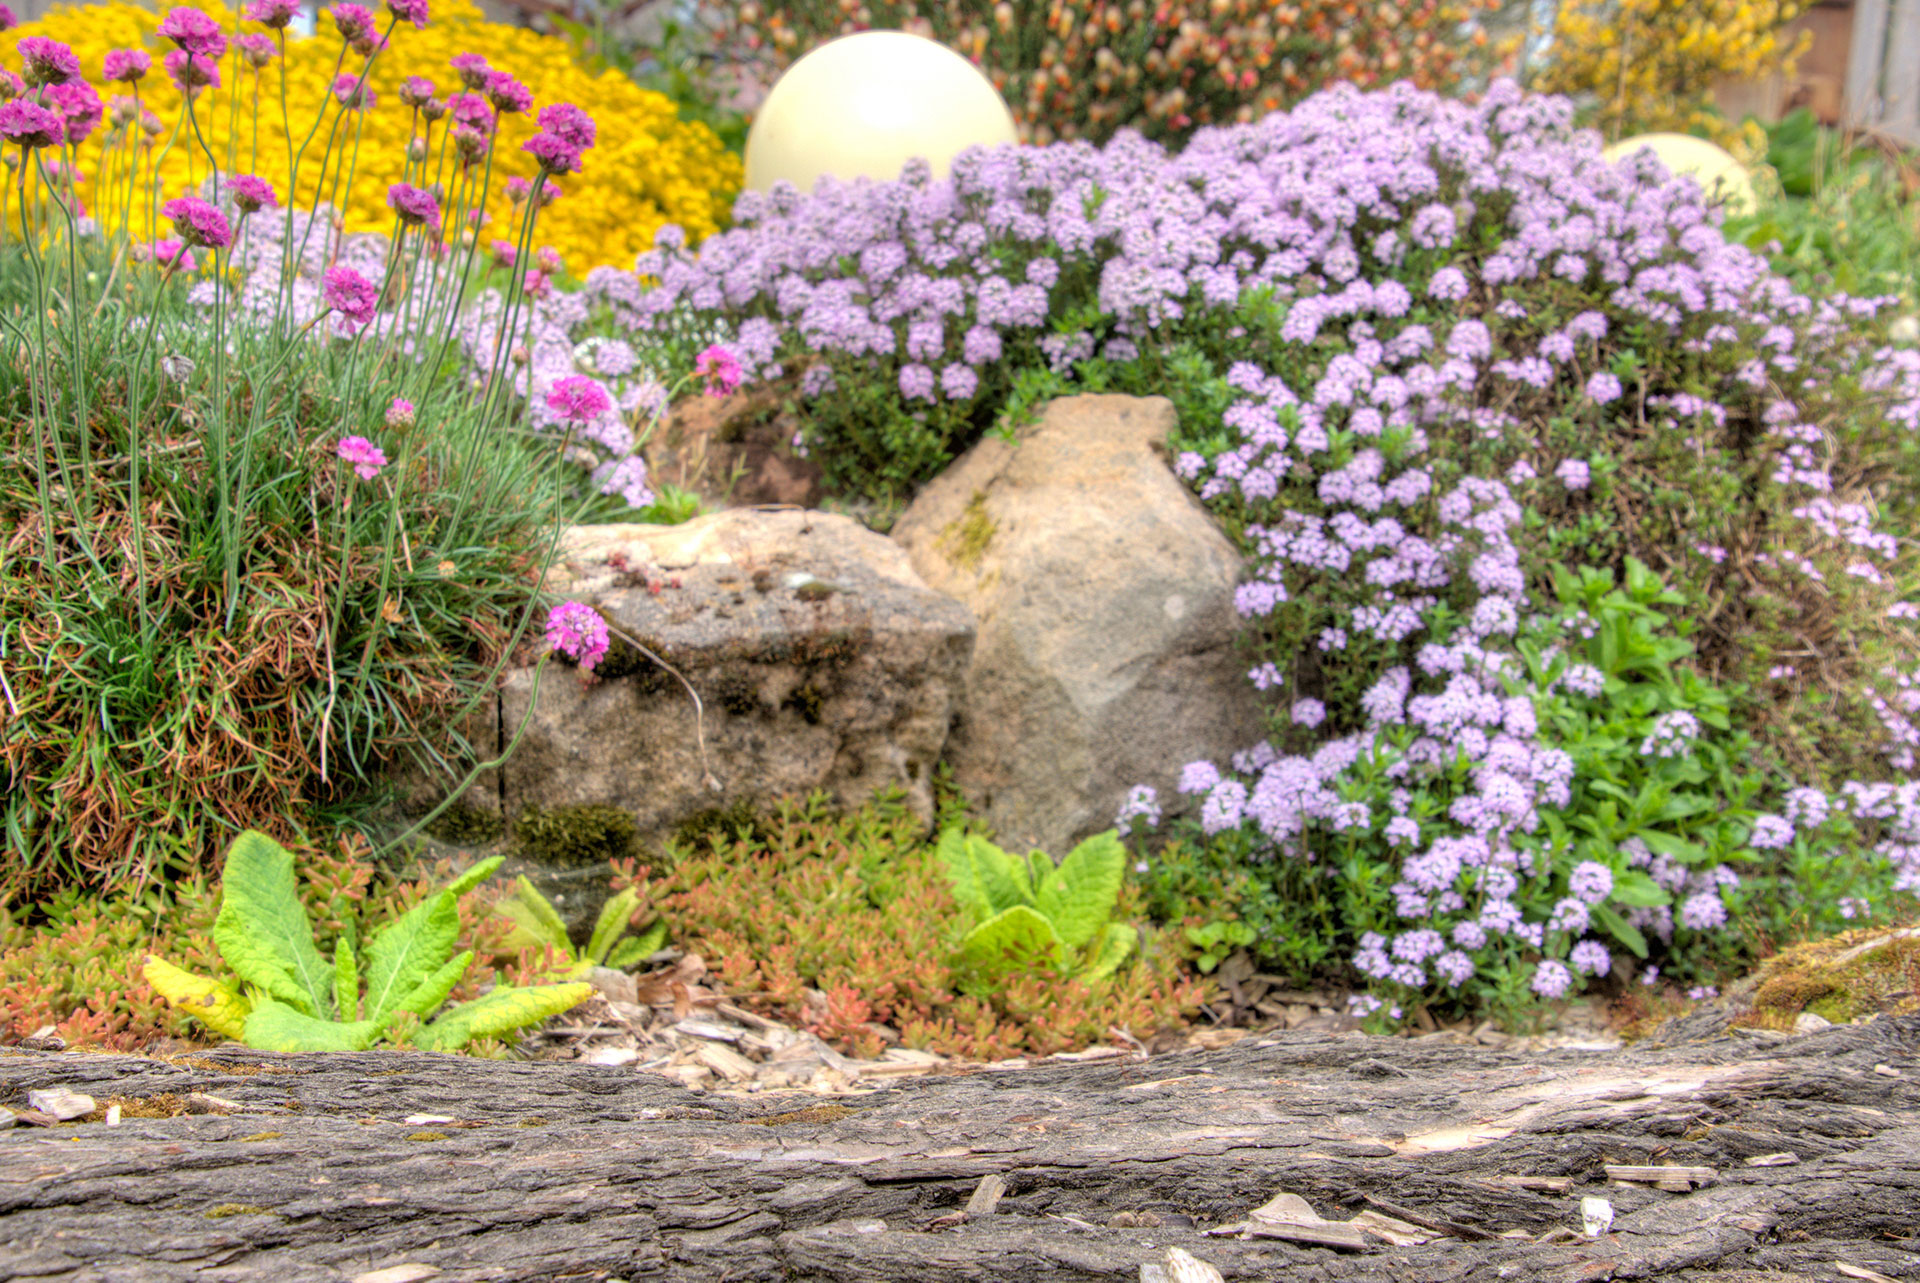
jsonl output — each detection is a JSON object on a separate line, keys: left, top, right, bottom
{"left": 2, "top": 1017, "right": 1917, "bottom": 1282}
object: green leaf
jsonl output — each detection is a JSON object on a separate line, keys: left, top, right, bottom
{"left": 1638, "top": 830, "right": 1707, "bottom": 865}
{"left": 1591, "top": 904, "right": 1650, "bottom": 959}
{"left": 241, "top": 997, "right": 384, "bottom": 1052}
{"left": 392, "top": 949, "right": 476, "bottom": 1019}
{"left": 1082, "top": 922, "right": 1137, "bottom": 981}
{"left": 212, "top": 831, "right": 332, "bottom": 1018}
{"left": 958, "top": 904, "right": 1063, "bottom": 978}
{"left": 585, "top": 887, "right": 641, "bottom": 966}
{"left": 939, "top": 830, "right": 1030, "bottom": 922}
{"left": 362, "top": 892, "right": 462, "bottom": 1023}
{"left": 608, "top": 921, "right": 667, "bottom": 970}
{"left": 1034, "top": 830, "right": 1125, "bottom": 952}
{"left": 444, "top": 856, "right": 504, "bottom": 900}
{"left": 333, "top": 936, "right": 359, "bottom": 1023}
{"left": 413, "top": 982, "right": 593, "bottom": 1053}
{"left": 494, "top": 879, "right": 575, "bottom": 959}
{"left": 1610, "top": 869, "right": 1673, "bottom": 909}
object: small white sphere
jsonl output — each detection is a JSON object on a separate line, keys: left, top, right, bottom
{"left": 744, "top": 31, "right": 1019, "bottom": 194}
{"left": 1602, "top": 133, "right": 1757, "bottom": 218}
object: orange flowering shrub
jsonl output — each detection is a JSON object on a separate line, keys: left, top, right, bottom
{"left": 705, "top": 0, "right": 1504, "bottom": 145}
{"left": 0, "top": 0, "right": 739, "bottom": 268}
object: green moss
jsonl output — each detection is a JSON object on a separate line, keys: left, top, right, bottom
{"left": 708, "top": 671, "right": 761, "bottom": 717}
{"left": 937, "top": 490, "right": 996, "bottom": 573}
{"left": 238, "top": 1130, "right": 284, "bottom": 1142}
{"left": 672, "top": 798, "right": 768, "bottom": 851}
{"left": 511, "top": 803, "right": 638, "bottom": 866}
{"left": 593, "top": 633, "right": 669, "bottom": 687}
{"left": 784, "top": 683, "right": 825, "bottom": 725}
{"left": 424, "top": 802, "right": 504, "bottom": 846}
{"left": 406, "top": 1130, "right": 450, "bottom": 1142}
{"left": 204, "top": 1204, "right": 276, "bottom": 1219}
{"left": 1744, "top": 926, "right": 1920, "bottom": 1029}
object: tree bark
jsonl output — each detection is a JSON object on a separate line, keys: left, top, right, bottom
{"left": 2, "top": 1016, "right": 1916, "bottom": 1282}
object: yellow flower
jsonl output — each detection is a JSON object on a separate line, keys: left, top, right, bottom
{"left": 1, "top": 0, "right": 741, "bottom": 270}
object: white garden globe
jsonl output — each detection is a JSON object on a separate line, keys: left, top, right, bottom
{"left": 743, "top": 31, "right": 1019, "bottom": 194}
{"left": 1602, "top": 133, "right": 1757, "bottom": 218}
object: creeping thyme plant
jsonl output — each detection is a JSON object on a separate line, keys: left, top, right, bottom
{"left": 630, "top": 79, "right": 1920, "bottom": 1026}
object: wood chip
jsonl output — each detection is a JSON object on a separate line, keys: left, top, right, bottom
{"left": 1493, "top": 1175, "right": 1575, "bottom": 1193}
{"left": 402, "top": 1114, "right": 456, "bottom": 1126}
{"left": 1605, "top": 1164, "right": 1715, "bottom": 1187}
{"left": 1581, "top": 1195, "right": 1614, "bottom": 1237}
{"left": 579, "top": 1048, "right": 639, "bottom": 1067}
{"left": 1746, "top": 1152, "right": 1799, "bottom": 1166}
{"left": 1245, "top": 1192, "right": 1368, "bottom": 1249}
{"left": 1835, "top": 1264, "right": 1901, "bottom": 1283}
{"left": 964, "top": 1173, "right": 1006, "bottom": 1218}
{"left": 1162, "top": 1248, "right": 1225, "bottom": 1283}
{"left": 350, "top": 1266, "right": 441, "bottom": 1283}
{"left": 25, "top": 1088, "right": 95, "bottom": 1121}
{"left": 693, "top": 1041, "right": 757, "bottom": 1083}
{"left": 675, "top": 1019, "right": 743, "bottom": 1044}
{"left": 10, "top": 1109, "right": 58, "bottom": 1128}
{"left": 187, "top": 1092, "right": 242, "bottom": 1115}
{"left": 1871, "top": 1064, "right": 1900, "bottom": 1077}
{"left": 105, "top": 1105, "right": 121, "bottom": 1126}
{"left": 1349, "top": 1209, "right": 1432, "bottom": 1245}
{"left": 1358, "top": 1192, "right": 1495, "bottom": 1242}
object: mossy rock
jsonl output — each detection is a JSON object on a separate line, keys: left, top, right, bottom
{"left": 424, "top": 802, "right": 505, "bottom": 846}
{"left": 511, "top": 803, "right": 639, "bottom": 866}
{"left": 1740, "top": 923, "right": 1920, "bottom": 1030}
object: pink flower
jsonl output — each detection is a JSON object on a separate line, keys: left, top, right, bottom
{"left": 695, "top": 345, "right": 742, "bottom": 396}
{"left": 483, "top": 69, "right": 530, "bottom": 114}
{"left": 0, "top": 6, "right": 15, "bottom": 31}
{"left": 102, "top": 48, "right": 151, "bottom": 83}
{"left": 323, "top": 265, "right": 380, "bottom": 332}
{"left": 235, "top": 33, "right": 277, "bottom": 68}
{"left": 546, "top": 375, "right": 612, "bottom": 423}
{"left": 386, "top": 181, "right": 440, "bottom": 228}
{"left": 447, "top": 91, "right": 492, "bottom": 133}
{"left": 385, "top": 397, "right": 415, "bottom": 428}
{"left": 163, "top": 49, "right": 220, "bottom": 92}
{"left": 18, "top": 36, "right": 81, "bottom": 87}
{"left": 545, "top": 602, "right": 609, "bottom": 672}
{"left": 0, "top": 99, "right": 64, "bottom": 149}
{"left": 336, "top": 435, "right": 388, "bottom": 481}
{"left": 399, "top": 75, "right": 435, "bottom": 106}
{"left": 161, "top": 195, "right": 231, "bottom": 250}
{"left": 157, "top": 7, "right": 226, "bottom": 59}
{"left": 523, "top": 268, "right": 551, "bottom": 298}
{"left": 536, "top": 102, "right": 595, "bottom": 149}
{"left": 42, "top": 80, "right": 101, "bottom": 146}
{"left": 333, "top": 74, "right": 375, "bottom": 110}
{"left": 243, "top": 0, "right": 299, "bottom": 28}
{"left": 535, "top": 246, "right": 562, "bottom": 273}
{"left": 227, "top": 173, "right": 276, "bottom": 213}
{"left": 449, "top": 52, "right": 489, "bottom": 89}
{"left": 451, "top": 124, "right": 488, "bottom": 166}
{"left": 521, "top": 132, "right": 579, "bottom": 175}
{"left": 386, "top": 0, "right": 430, "bottom": 28}
{"left": 488, "top": 238, "right": 516, "bottom": 267}
{"left": 331, "top": 3, "right": 375, "bottom": 40}
{"left": 146, "top": 238, "right": 197, "bottom": 272}
{"left": 0, "top": 70, "right": 22, "bottom": 102}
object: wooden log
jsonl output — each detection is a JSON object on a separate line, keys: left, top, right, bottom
{"left": 1, "top": 1016, "right": 1916, "bottom": 1282}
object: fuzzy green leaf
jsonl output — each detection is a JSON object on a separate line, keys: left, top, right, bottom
{"left": 444, "top": 856, "right": 505, "bottom": 900}
{"left": 1592, "top": 903, "right": 1650, "bottom": 959}
{"left": 585, "top": 887, "right": 641, "bottom": 966}
{"left": 333, "top": 936, "right": 359, "bottom": 1023}
{"left": 959, "top": 904, "right": 1062, "bottom": 977}
{"left": 212, "top": 831, "right": 332, "bottom": 1018}
{"left": 1034, "top": 830, "right": 1125, "bottom": 952}
{"left": 412, "top": 982, "right": 593, "bottom": 1053}
{"left": 241, "top": 997, "right": 384, "bottom": 1052}
{"left": 392, "top": 949, "right": 476, "bottom": 1019}
{"left": 494, "top": 878, "right": 574, "bottom": 958}
{"left": 608, "top": 921, "right": 667, "bottom": 970}
{"left": 939, "top": 830, "right": 1030, "bottom": 923}
{"left": 1082, "top": 922, "right": 1138, "bottom": 982}
{"left": 361, "top": 892, "right": 462, "bottom": 1023}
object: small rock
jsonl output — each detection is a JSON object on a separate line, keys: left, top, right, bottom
{"left": 403, "top": 1114, "right": 457, "bottom": 1125}
{"left": 351, "top": 1266, "right": 441, "bottom": 1283}
{"left": 1873, "top": 1063, "right": 1900, "bottom": 1078}
{"left": 580, "top": 1047, "right": 639, "bottom": 1067}
{"left": 1793, "top": 1012, "right": 1832, "bottom": 1034}
{"left": 26, "top": 1087, "right": 95, "bottom": 1121}
{"left": 589, "top": 967, "right": 638, "bottom": 1007}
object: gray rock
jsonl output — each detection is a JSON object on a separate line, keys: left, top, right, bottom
{"left": 409, "top": 509, "right": 973, "bottom": 936}
{"left": 891, "top": 395, "right": 1266, "bottom": 854}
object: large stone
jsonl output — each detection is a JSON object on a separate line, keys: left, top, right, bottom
{"left": 891, "top": 395, "right": 1265, "bottom": 854}
{"left": 411, "top": 509, "right": 973, "bottom": 934}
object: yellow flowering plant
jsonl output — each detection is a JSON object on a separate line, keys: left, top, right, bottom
{"left": 0, "top": 0, "right": 739, "bottom": 269}
{"left": 1529, "top": 0, "right": 1812, "bottom": 153}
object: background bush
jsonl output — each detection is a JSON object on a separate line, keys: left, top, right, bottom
{"left": 700, "top": 0, "right": 1504, "bottom": 146}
